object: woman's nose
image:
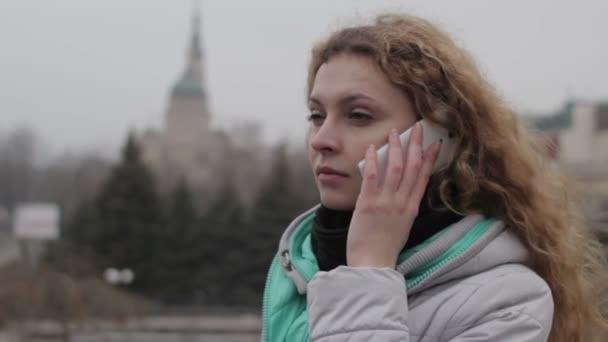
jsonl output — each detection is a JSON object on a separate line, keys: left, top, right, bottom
{"left": 309, "top": 121, "right": 341, "bottom": 154}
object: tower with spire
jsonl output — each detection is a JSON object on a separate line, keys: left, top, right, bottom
{"left": 140, "top": 1, "right": 265, "bottom": 209}
{"left": 141, "top": 1, "right": 216, "bottom": 196}
{"left": 165, "top": 1, "right": 210, "bottom": 148}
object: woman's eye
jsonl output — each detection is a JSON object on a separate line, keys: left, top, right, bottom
{"left": 349, "top": 112, "right": 373, "bottom": 122}
{"left": 307, "top": 112, "right": 324, "bottom": 125}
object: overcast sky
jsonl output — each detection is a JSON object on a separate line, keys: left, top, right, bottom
{"left": 1, "top": 0, "right": 606, "bottom": 155}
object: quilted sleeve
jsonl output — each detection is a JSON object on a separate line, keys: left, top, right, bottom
{"left": 306, "top": 266, "right": 410, "bottom": 342}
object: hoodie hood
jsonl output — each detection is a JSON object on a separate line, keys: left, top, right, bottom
{"left": 276, "top": 205, "right": 529, "bottom": 296}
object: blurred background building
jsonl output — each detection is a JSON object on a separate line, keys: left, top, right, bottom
{"left": 525, "top": 101, "right": 608, "bottom": 231}
{"left": 140, "top": 6, "right": 264, "bottom": 208}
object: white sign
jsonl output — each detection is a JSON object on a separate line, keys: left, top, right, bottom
{"left": 13, "top": 203, "right": 60, "bottom": 240}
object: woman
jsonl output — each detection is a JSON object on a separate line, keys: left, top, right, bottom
{"left": 262, "top": 14, "right": 607, "bottom": 342}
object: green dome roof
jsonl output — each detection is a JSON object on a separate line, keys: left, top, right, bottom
{"left": 172, "top": 78, "right": 205, "bottom": 97}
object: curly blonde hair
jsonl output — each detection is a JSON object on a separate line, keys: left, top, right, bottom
{"left": 306, "top": 14, "right": 608, "bottom": 341}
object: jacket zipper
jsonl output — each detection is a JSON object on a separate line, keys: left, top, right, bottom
{"left": 406, "top": 218, "right": 493, "bottom": 289}
{"left": 262, "top": 255, "right": 279, "bottom": 342}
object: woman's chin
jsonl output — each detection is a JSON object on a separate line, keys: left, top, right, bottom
{"left": 319, "top": 191, "right": 356, "bottom": 210}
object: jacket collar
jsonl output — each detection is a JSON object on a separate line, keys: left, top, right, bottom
{"left": 277, "top": 205, "right": 529, "bottom": 295}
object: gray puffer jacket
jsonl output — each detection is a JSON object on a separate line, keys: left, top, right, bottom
{"left": 264, "top": 207, "right": 554, "bottom": 341}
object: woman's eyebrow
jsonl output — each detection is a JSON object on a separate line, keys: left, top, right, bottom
{"left": 338, "top": 92, "right": 378, "bottom": 105}
{"left": 308, "top": 92, "right": 379, "bottom": 107}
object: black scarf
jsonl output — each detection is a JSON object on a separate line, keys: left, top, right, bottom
{"left": 310, "top": 197, "right": 464, "bottom": 271}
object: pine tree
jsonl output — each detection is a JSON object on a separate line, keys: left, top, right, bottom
{"left": 205, "top": 173, "right": 244, "bottom": 225}
{"left": 166, "top": 178, "right": 198, "bottom": 232}
{"left": 155, "top": 179, "right": 206, "bottom": 303}
{"left": 71, "top": 132, "right": 165, "bottom": 294}
{"left": 194, "top": 167, "right": 247, "bottom": 305}
{"left": 236, "top": 142, "right": 314, "bottom": 305}
{"left": 251, "top": 142, "right": 303, "bottom": 224}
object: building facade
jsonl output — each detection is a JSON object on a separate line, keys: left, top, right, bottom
{"left": 525, "top": 101, "right": 608, "bottom": 231}
{"left": 140, "top": 7, "right": 263, "bottom": 207}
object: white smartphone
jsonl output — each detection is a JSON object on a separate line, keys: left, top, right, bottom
{"left": 357, "top": 120, "right": 456, "bottom": 179}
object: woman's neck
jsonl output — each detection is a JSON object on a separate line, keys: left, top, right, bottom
{"left": 310, "top": 199, "right": 464, "bottom": 271}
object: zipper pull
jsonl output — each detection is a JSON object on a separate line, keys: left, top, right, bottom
{"left": 280, "top": 250, "right": 292, "bottom": 271}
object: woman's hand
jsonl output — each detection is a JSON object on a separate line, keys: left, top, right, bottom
{"left": 346, "top": 122, "right": 442, "bottom": 268}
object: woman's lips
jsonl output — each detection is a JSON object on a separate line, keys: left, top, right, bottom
{"left": 316, "top": 166, "right": 349, "bottom": 183}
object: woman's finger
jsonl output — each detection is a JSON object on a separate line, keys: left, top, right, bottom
{"left": 398, "top": 122, "right": 423, "bottom": 195}
{"left": 409, "top": 141, "right": 442, "bottom": 203}
{"left": 359, "top": 144, "right": 380, "bottom": 197}
{"left": 382, "top": 129, "right": 405, "bottom": 193}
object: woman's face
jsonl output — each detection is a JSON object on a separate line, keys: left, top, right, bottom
{"left": 307, "top": 53, "right": 418, "bottom": 210}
